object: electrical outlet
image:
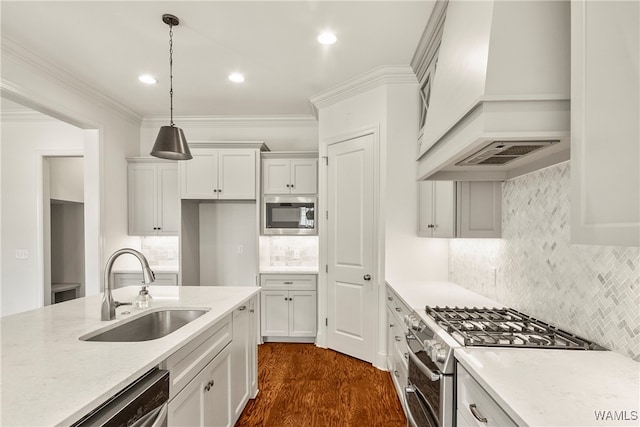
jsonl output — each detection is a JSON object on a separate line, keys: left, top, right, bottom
{"left": 15, "top": 249, "right": 29, "bottom": 259}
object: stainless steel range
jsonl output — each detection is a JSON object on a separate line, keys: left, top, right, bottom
{"left": 403, "top": 306, "right": 606, "bottom": 427}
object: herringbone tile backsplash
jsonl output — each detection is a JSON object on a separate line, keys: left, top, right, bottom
{"left": 449, "top": 161, "right": 640, "bottom": 360}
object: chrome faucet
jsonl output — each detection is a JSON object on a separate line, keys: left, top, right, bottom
{"left": 102, "top": 248, "right": 155, "bottom": 321}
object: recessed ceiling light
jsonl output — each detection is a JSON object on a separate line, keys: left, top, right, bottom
{"left": 317, "top": 31, "right": 337, "bottom": 45}
{"left": 138, "top": 74, "right": 157, "bottom": 85}
{"left": 228, "top": 73, "right": 245, "bottom": 83}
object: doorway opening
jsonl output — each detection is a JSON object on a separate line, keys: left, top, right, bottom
{"left": 43, "top": 156, "right": 85, "bottom": 305}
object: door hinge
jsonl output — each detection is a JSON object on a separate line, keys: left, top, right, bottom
{"left": 323, "top": 156, "right": 328, "bottom": 166}
{"left": 325, "top": 264, "right": 328, "bottom": 273}
{"left": 325, "top": 210, "right": 328, "bottom": 220}
{"left": 325, "top": 318, "right": 328, "bottom": 327}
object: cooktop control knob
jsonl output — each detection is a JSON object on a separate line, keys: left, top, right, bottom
{"left": 404, "top": 313, "right": 422, "bottom": 331}
{"left": 435, "top": 348, "right": 447, "bottom": 364}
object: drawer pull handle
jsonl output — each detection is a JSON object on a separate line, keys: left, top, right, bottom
{"left": 395, "top": 336, "right": 402, "bottom": 342}
{"left": 238, "top": 305, "right": 247, "bottom": 311}
{"left": 395, "top": 307, "right": 401, "bottom": 312}
{"left": 283, "top": 281, "right": 293, "bottom": 284}
{"left": 387, "top": 296, "right": 393, "bottom": 301}
{"left": 394, "top": 370, "right": 399, "bottom": 378}
{"left": 469, "top": 404, "right": 488, "bottom": 423}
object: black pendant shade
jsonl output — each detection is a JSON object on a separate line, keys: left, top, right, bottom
{"left": 151, "top": 125, "right": 192, "bottom": 160}
{"left": 151, "top": 14, "right": 192, "bottom": 161}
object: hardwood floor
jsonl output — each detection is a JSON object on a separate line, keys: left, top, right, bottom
{"left": 236, "top": 343, "right": 406, "bottom": 427}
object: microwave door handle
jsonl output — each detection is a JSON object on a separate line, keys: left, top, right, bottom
{"left": 405, "top": 333, "right": 441, "bottom": 381}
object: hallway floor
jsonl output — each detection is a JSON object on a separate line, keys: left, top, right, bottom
{"left": 236, "top": 343, "right": 406, "bottom": 427}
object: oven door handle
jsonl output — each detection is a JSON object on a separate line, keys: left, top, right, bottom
{"left": 405, "top": 333, "right": 441, "bottom": 382}
{"left": 404, "top": 385, "right": 439, "bottom": 427}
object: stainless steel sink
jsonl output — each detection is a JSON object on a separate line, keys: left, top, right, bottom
{"left": 82, "top": 309, "right": 208, "bottom": 342}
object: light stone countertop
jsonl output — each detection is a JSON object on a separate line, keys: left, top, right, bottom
{"left": 0, "top": 285, "right": 260, "bottom": 427}
{"left": 386, "top": 280, "right": 640, "bottom": 427}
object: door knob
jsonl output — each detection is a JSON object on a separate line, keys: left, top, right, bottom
{"left": 363, "top": 274, "right": 371, "bottom": 281}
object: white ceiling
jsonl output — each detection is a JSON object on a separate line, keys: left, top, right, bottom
{"left": 1, "top": 1, "right": 434, "bottom": 118}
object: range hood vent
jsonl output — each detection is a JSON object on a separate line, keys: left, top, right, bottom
{"left": 456, "top": 141, "right": 559, "bottom": 167}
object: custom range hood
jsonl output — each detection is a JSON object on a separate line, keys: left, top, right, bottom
{"left": 416, "top": 0, "right": 571, "bottom": 181}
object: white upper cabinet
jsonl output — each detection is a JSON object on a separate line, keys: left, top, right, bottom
{"left": 128, "top": 159, "right": 179, "bottom": 236}
{"left": 419, "top": 181, "right": 456, "bottom": 238}
{"left": 570, "top": 0, "right": 639, "bottom": 247}
{"left": 180, "top": 146, "right": 258, "bottom": 200}
{"left": 262, "top": 155, "right": 318, "bottom": 195}
{"left": 419, "top": 181, "right": 501, "bottom": 238}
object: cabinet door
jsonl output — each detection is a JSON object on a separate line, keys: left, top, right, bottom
{"left": 418, "top": 181, "right": 435, "bottom": 237}
{"left": 181, "top": 150, "right": 218, "bottom": 199}
{"left": 260, "top": 291, "right": 289, "bottom": 336}
{"left": 571, "top": 0, "right": 640, "bottom": 246}
{"left": 457, "top": 181, "right": 501, "bottom": 238}
{"left": 128, "top": 163, "right": 157, "bottom": 235}
{"left": 230, "top": 305, "right": 250, "bottom": 423}
{"left": 262, "top": 158, "right": 291, "bottom": 194}
{"left": 203, "top": 345, "right": 232, "bottom": 427}
{"left": 157, "top": 163, "right": 180, "bottom": 235}
{"left": 289, "top": 290, "right": 317, "bottom": 337}
{"left": 218, "top": 150, "right": 256, "bottom": 200}
{"left": 248, "top": 297, "right": 258, "bottom": 396}
{"left": 432, "top": 181, "right": 455, "bottom": 238}
{"left": 289, "top": 159, "right": 317, "bottom": 194}
{"left": 168, "top": 345, "right": 231, "bottom": 427}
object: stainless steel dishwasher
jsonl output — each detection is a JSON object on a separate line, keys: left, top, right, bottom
{"left": 71, "top": 368, "right": 169, "bottom": 427}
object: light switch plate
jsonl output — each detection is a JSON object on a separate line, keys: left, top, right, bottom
{"left": 15, "top": 249, "right": 29, "bottom": 259}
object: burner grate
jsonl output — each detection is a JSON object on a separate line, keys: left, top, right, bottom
{"left": 425, "top": 306, "right": 606, "bottom": 350}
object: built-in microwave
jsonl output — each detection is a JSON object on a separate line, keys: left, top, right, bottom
{"left": 263, "top": 196, "right": 316, "bottom": 235}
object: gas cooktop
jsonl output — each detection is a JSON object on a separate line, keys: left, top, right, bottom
{"left": 425, "top": 306, "right": 607, "bottom": 350}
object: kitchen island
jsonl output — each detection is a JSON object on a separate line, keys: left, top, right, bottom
{"left": 387, "top": 280, "right": 640, "bottom": 426}
{"left": 1, "top": 285, "right": 259, "bottom": 426}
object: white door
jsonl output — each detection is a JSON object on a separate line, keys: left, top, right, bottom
{"left": 326, "top": 133, "right": 375, "bottom": 363}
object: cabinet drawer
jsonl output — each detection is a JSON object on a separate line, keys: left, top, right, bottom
{"left": 386, "top": 286, "right": 411, "bottom": 321}
{"left": 457, "top": 364, "right": 517, "bottom": 427}
{"left": 162, "top": 314, "right": 232, "bottom": 399}
{"left": 260, "top": 274, "right": 317, "bottom": 290}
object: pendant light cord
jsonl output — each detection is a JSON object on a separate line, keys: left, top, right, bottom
{"left": 169, "top": 23, "right": 174, "bottom": 126}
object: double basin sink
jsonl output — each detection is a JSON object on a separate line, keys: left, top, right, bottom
{"left": 81, "top": 309, "right": 208, "bottom": 342}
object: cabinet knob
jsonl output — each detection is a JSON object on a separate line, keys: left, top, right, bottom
{"left": 218, "top": 189, "right": 221, "bottom": 193}
{"left": 363, "top": 274, "right": 371, "bottom": 281}
{"left": 427, "top": 224, "right": 435, "bottom": 229}
{"left": 286, "top": 184, "right": 290, "bottom": 188}
{"left": 290, "top": 184, "right": 294, "bottom": 188}
{"left": 387, "top": 296, "right": 393, "bottom": 301}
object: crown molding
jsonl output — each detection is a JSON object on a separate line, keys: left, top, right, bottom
{"left": 309, "top": 65, "right": 418, "bottom": 110}
{"left": 0, "top": 108, "right": 59, "bottom": 123}
{"left": 141, "top": 115, "right": 318, "bottom": 129}
{"left": 1, "top": 36, "right": 142, "bottom": 125}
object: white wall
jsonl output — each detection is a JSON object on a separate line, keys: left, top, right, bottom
{"left": 140, "top": 117, "right": 318, "bottom": 154}
{"left": 1, "top": 39, "right": 142, "bottom": 315}
{"left": 1, "top": 119, "right": 84, "bottom": 315}
{"left": 50, "top": 157, "right": 84, "bottom": 203}
{"left": 199, "top": 202, "right": 258, "bottom": 286}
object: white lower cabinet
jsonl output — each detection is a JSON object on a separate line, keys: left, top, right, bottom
{"left": 386, "top": 285, "right": 410, "bottom": 410}
{"left": 456, "top": 364, "right": 516, "bottom": 427}
{"left": 168, "top": 344, "right": 232, "bottom": 427}
{"left": 230, "top": 298, "right": 256, "bottom": 424}
{"left": 163, "top": 298, "right": 258, "bottom": 427}
{"left": 260, "top": 274, "right": 317, "bottom": 341}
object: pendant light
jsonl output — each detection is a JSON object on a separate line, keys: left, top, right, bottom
{"left": 151, "top": 14, "right": 192, "bottom": 160}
